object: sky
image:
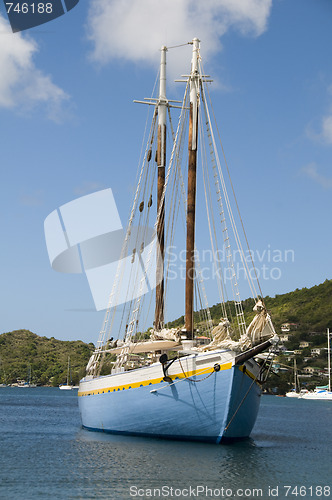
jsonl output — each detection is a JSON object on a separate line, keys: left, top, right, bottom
{"left": 0, "top": 0, "right": 331, "bottom": 344}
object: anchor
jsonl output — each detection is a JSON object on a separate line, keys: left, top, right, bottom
{"left": 159, "top": 353, "right": 177, "bottom": 383}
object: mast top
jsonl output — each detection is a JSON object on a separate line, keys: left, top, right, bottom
{"left": 159, "top": 45, "right": 167, "bottom": 101}
{"left": 191, "top": 38, "right": 200, "bottom": 73}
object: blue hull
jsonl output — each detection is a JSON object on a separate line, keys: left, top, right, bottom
{"left": 79, "top": 362, "right": 261, "bottom": 444}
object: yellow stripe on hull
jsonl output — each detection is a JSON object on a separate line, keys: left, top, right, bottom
{"left": 238, "top": 364, "right": 260, "bottom": 383}
{"left": 78, "top": 361, "right": 233, "bottom": 397}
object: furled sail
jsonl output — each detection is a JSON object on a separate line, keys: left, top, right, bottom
{"left": 150, "top": 327, "right": 181, "bottom": 342}
{"left": 246, "top": 300, "right": 275, "bottom": 345}
{"left": 198, "top": 318, "right": 251, "bottom": 353}
{"left": 196, "top": 301, "right": 275, "bottom": 353}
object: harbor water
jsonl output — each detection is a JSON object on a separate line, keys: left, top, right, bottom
{"left": 0, "top": 387, "right": 331, "bottom": 499}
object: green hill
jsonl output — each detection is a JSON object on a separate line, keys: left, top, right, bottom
{"left": 264, "top": 279, "right": 332, "bottom": 332}
{"left": 167, "top": 279, "right": 332, "bottom": 334}
{"left": 168, "top": 279, "right": 332, "bottom": 395}
{"left": 0, "top": 330, "right": 94, "bottom": 386}
{"left": 1, "top": 280, "right": 331, "bottom": 387}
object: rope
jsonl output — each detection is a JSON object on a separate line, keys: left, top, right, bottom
{"left": 201, "top": 59, "right": 263, "bottom": 301}
{"left": 224, "top": 352, "right": 274, "bottom": 432}
{"left": 116, "top": 80, "right": 190, "bottom": 369}
{"left": 199, "top": 79, "right": 245, "bottom": 335}
{"left": 120, "top": 120, "right": 158, "bottom": 338}
{"left": 224, "top": 376, "right": 257, "bottom": 432}
{"left": 90, "top": 105, "right": 159, "bottom": 375}
{"left": 178, "top": 357, "right": 215, "bottom": 383}
{"left": 150, "top": 362, "right": 215, "bottom": 393}
{"left": 200, "top": 111, "right": 228, "bottom": 318}
{"left": 166, "top": 42, "right": 192, "bottom": 50}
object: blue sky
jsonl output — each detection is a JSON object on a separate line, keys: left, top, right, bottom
{"left": 0, "top": 0, "right": 331, "bottom": 344}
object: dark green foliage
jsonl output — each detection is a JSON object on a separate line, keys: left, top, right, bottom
{"left": 167, "top": 280, "right": 332, "bottom": 395}
{"left": 0, "top": 330, "right": 94, "bottom": 386}
{"left": 263, "top": 279, "right": 332, "bottom": 332}
{"left": 264, "top": 371, "right": 293, "bottom": 396}
{"left": 1, "top": 280, "right": 331, "bottom": 388}
{"left": 167, "top": 279, "right": 332, "bottom": 334}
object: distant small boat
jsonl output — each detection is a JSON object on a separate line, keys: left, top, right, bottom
{"left": 285, "top": 390, "right": 299, "bottom": 398}
{"left": 17, "top": 365, "right": 37, "bottom": 388}
{"left": 17, "top": 380, "right": 37, "bottom": 388}
{"left": 286, "top": 359, "right": 300, "bottom": 398}
{"left": 59, "top": 357, "right": 74, "bottom": 390}
{"left": 0, "top": 356, "right": 7, "bottom": 386}
{"left": 300, "top": 328, "right": 332, "bottom": 401}
{"left": 300, "top": 388, "right": 332, "bottom": 401}
{"left": 286, "top": 388, "right": 308, "bottom": 398}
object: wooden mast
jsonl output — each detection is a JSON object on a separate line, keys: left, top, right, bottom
{"left": 185, "top": 38, "right": 200, "bottom": 339}
{"left": 154, "top": 46, "right": 167, "bottom": 331}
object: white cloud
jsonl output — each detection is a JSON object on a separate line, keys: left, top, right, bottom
{"left": 74, "top": 181, "right": 107, "bottom": 196}
{"left": 87, "top": 0, "right": 272, "bottom": 75}
{"left": 301, "top": 163, "right": 332, "bottom": 189}
{"left": 321, "top": 115, "right": 332, "bottom": 144}
{"left": 20, "top": 190, "right": 44, "bottom": 207}
{"left": 308, "top": 84, "right": 332, "bottom": 145}
{"left": 308, "top": 109, "right": 332, "bottom": 145}
{"left": 0, "top": 15, "right": 69, "bottom": 121}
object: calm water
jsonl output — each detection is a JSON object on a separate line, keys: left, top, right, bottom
{"left": 0, "top": 388, "right": 331, "bottom": 500}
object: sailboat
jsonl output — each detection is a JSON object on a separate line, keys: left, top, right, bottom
{"left": 301, "top": 328, "right": 332, "bottom": 401}
{"left": 0, "top": 357, "right": 7, "bottom": 386}
{"left": 78, "top": 39, "right": 278, "bottom": 443}
{"left": 17, "top": 364, "right": 37, "bottom": 388}
{"left": 285, "top": 359, "right": 301, "bottom": 398}
{"left": 59, "top": 356, "right": 74, "bottom": 390}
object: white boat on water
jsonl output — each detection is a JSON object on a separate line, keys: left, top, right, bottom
{"left": 78, "top": 39, "right": 278, "bottom": 443}
{"left": 285, "top": 390, "right": 300, "bottom": 398}
{"left": 59, "top": 385, "right": 73, "bottom": 390}
{"left": 17, "top": 380, "right": 37, "bottom": 388}
{"left": 286, "top": 388, "right": 309, "bottom": 398}
{"left": 301, "top": 388, "right": 332, "bottom": 401}
{"left": 59, "top": 356, "right": 74, "bottom": 390}
{"left": 17, "top": 365, "right": 37, "bottom": 388}
{"left": 301, "top": 329, "right": 332, "bottom": 401}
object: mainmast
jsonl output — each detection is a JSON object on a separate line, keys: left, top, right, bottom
{"left": 154, "top": 46, "right": 167, "bottom": 330}
{"left": 185, "top": 38, "right": 200, "bottom": 339}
